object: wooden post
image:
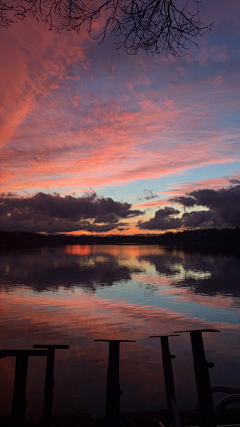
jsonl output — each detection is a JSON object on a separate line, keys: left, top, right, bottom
{"left": 0, "top": 349, "right": 47, "bottom": 427}
{"left": 149, "top": 335, "right": 181, "bottom": 427}
{"left": 94, "top": 339, "right": 135, "bottom": 427}
{"left": 33, "top": 344, "right": 69, "bottom": 427}
{"left": 11, "top": 354, "right": 28, "bottom": 427}
{"left": 175, "top": 329, "right": 220, "bottom": 427}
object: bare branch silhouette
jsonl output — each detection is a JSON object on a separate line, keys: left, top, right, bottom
{"left": 0, "top": 0, "right": 213, "bottom": 56}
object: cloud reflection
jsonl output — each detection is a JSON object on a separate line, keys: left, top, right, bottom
{"left": 0, "top": 248, "right": 141, "bottom": 292}
{"left": 0, "top": 246, "right": 240, "bottom": 303}
{"left": 138, "top": 251, "right": 240, "bottom": 301}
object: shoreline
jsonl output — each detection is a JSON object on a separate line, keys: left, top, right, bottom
{"left": 1, "top": 408, "right": 240, "bottom": 427}
{"left": 1, "top": 229, "right": 240, "bottom": 253}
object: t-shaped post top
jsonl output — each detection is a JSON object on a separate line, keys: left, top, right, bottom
{"left": 94, "top": 339, "right": 135, "bottom": 343}
{"left": 0, "top": 349, "right": 48, "bottom": 358}
{"left": 174, "top": 329, "right": 220, "bottom": 333}
{"left": 149, "top": 335, "right": 180, "bottom": 338}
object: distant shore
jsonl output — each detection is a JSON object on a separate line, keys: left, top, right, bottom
{"left": 0, "top": 229, "right": 240, "bottom": 255}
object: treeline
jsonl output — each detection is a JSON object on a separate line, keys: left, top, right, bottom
{"left": 0, "top": 228, "right": 240, "bottom": 255}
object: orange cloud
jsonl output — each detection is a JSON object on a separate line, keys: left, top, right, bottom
{"left": 134, "top": 200, "right": 170, "bottom": 209}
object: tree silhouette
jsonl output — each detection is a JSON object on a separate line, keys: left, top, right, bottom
{"left": 1, "top": 0, "right": 212, "bottom": 56}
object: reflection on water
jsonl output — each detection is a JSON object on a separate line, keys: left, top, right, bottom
{"left": 0, "top": 245, "right": 240, "bottom": 419}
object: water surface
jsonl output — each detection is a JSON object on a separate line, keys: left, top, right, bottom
{"left": 0, "top": 245, "right": 240, "bottom": 419}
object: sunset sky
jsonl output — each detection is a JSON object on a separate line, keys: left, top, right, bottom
{"left": 1, "top": 0, "right": 240, "bottom": 234}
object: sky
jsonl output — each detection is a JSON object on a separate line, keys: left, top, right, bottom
{"left": 0, "top": 0, "right": 240, "bottom": 235}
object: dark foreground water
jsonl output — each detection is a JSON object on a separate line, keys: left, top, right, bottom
{"left": 0, "top": 245, "right": 240, "bottom": 419}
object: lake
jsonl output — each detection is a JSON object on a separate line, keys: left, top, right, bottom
{"left": 0, "top": 245, "right": 240, "bottom": 420}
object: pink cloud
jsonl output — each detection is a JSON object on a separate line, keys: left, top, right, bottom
{"left": 160, "top": 175, "right": 240, "bottom": 197}
{"left": 211, "top": 75, "right": 226, "bottom": 85}
{"left": 0, "top": 11, "right": 240, "bottom": 200}
{"left": 1, "top": 80, "right": 239, "bottom": 193}
{"left": 197, "top": 44, "right": 229, "bottom": 66}
{"left": 0, "top": 18, "right": 87, "bottom": 149}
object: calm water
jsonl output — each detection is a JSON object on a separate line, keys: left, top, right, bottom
{"left": 0, "top": 245, "right": 240, "bottom": 419}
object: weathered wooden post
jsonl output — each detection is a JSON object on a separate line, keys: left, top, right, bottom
{"left": 94, "top": 339, "right": 135, "bottom": 427}
{"left": 149, "top": 335, "right": 181, "bottom": 427}
{"left": 0, "top": 349, "right": 47, "bottom": 427}
{"left": 175, "top": 329, "right": 220, "bottom": 427}
{"left": 33, "top": 344, "right": 69, "bottom": 427}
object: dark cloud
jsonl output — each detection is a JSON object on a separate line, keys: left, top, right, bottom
{"left": 170, "top": 195, "right": 196, "bottom": 207}
{"left": 143, "top": 189, "right": 158, "bottom": 200}
{"left": 0, "top": 192, "right": 143, "bottom": 233}
{"left": 173, "top": 185, "right": 240, "bottom": 228}
{"left": 138, "top": 207, "right": 181, "bottom": 230}
{"left": 139, "top": 185, "right": 240, "bottom": 230}
{"left": 229, "top": 179, "right": 240, "bottom": 185}
{"left": 137, "top": 189, "right": 158, "bottom": 202}
{"left": 181, "top": 210, "right": 216, "bottom": 229}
